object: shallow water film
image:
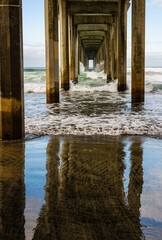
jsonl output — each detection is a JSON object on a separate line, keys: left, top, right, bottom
{"left": 0, "top": 136, "right": 162, "bottom": 240}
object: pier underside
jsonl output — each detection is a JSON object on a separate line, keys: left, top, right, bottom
{"left": 0, "top": 0, "right": 145, "bottom": 139}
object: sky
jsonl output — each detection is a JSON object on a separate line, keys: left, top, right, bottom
{"left": 22, "top": 0, "right": 162, "bottom": 68}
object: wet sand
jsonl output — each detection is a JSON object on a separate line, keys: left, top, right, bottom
{"left": 0, "top": 135, "right": 162, "bottom": 240}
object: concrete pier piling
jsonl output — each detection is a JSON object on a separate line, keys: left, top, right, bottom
{"left": 74, "top": 25, "right": 79, "bottom": 82}
{"left": 118, "top": 0, "right": 127, "bottom": 91}
{"left": 69, "top": 14, "right": 75, "bottom": 81}
{"left": 0, "top": 0, "right": 24, "bottom": 140}
{"left": 107, "top": 26, "right": 113, "bottom": 82}
{"left": 114, "top": 15, "right": 118, "bottom": 79}
{"left": 45, "top": 0, "right": 59, "bottom": 103}
{"left": 132, "top": 0, "right": 145, "bottom": 103}
{"left": 85, "top": 56, "right": 89, "bottom": 71}
{"left": 60, "top": 0, "right": 69, "bottom": 90}
{"left": 111, "top": 25, "right": 115, "bottom": 81}
{"left": 78, "top": 34, "right": 81, "bottom": 75}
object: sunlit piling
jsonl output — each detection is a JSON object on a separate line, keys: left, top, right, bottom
{"left": 68, "top": 14, "right": 75, "bottom": 81}
{"left": 0, "top": 0, "right": 24, "bottom": 140}
{"left": 107, "top": 25, "right": 113, "bottom": 82}
{"left": 132, "top": 0, "right": 145, "bottom": 103}
{"left": 60, "top": 0, "right": 70, "bottom": 90}
{"left": 45, "top": 0, "right": 59, "bottom": 103}
{"left": 118, "top": 0, "right": 127, "bottom": 91}
{"left": 74, "top": 25, "right": 79, "bottom": 82}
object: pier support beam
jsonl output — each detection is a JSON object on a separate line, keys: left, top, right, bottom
{"left": 114, "top": 15, "right": 118, "bottom": 79}
{"left": 85, "top": 56, "right": 89, "bottom": 71}
{"left": 118, "top": 0, "right": 127, "bottom": 91}
{"left": 60, "top": 0, "right": 69, "bottom": 90}
{"left": 132, "top": 0, "right": 145, "bottom": 103}
{"left": 80, "top": 44, "right": 84, "bottom": 69}
{"left": 94, "top": 57, "right": 97, "bottom": 70}
{"left": 69, "top": 14, "right": 75, "bottom": 81}
{"left": 111, "top": 25, "right": 115, "bottom": 80}
{"left": 0, "top": 1, "right": 24, "bottom": 140}
{"left": 78, "top": 34, "right": 81, "bottom": 75}
{"left": 107, "top": 25, "right": 113, "bottom": 82}
{"left": 104, "top": 37, "right": 107, "bottom": 74}
{"left": 74, "top": 25, "right": 78, "bottom": 82}
{"left": 82, "top": 47, "right": 86, "bottom": 69}
{"left": 45, "top": 0, "right": 59, "bottom": 103}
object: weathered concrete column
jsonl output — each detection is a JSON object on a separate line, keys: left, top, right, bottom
{"left": 107, "top": 25, "right": 113, "bottom": 82}
{"left": 104, "top": 37, "right": 107, "bottom": 74}
{"left": 78, "top": 34, "right": 81, "bottom": 75}
{"left": 45, "top": 0, "right": 59, "bottom": 103}
{"left": 60, "top": 0, "right": 69, "bottom": 90}
{"left": 111, "top": 25, "right": 115, "bottom": 80}
{"left": 74, "top": 25, "right": 78, "bottom": 82}
{"left": 68, "top": 14, "right": 75, "bottom": 81}
{"left": 85, "top": 56, "right": 89, "bottom": 71}
{"left": 93, "top": 58, "right": 95, "bottom": 70}
{"left": 102, "top": 42, "right": 105, "bottom": 64}
{"left": 118, "top": 0, "right": 127, "bottom": 91}
{"left": 114, "top": 15, "right": 118, "bottom": 79}
{"left": 82, "top": 47, "right": 86, "bottom": 69}
{"left": 80, "top": 44, "right": 84, "bottom": 68}
{"left": 0, "top": 0, "right": 24, "bottom": 140}
{"left": 132, "top": 0, "right": 145, "bottom": 103}
{"left": 100, "top": 44, "right": 103, "bottom": 64}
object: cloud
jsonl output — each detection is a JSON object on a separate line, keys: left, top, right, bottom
{"left": 24, "top": 42, "right": 162, "bottom": 68}
{"left": 148, "top": 0, "right": 162, "bottom": 7}
{"left": 23, "top": 44, "right": 45, "bottom": 68}
{"left": 127, "top": 51, "right": 162, "bottom": 67}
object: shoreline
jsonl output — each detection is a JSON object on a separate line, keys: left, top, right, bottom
{"left": 1, "top": 133, "right": 162, "bottom": 143}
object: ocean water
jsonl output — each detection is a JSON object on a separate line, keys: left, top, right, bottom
{"left": 24, "top": 66, "right": 162, "bottom": 138}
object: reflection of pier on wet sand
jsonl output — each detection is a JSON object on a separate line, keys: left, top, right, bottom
{"left": 33, "top": 137, "right": 144, "bottom": 240}
{"left": 0, "top": 142, "right": 25, "bottom": 240}
{"left": 0, "top": 136, "right": 162, "bottom": 239}
{"left": 0, "top": 0, "right": 145, "bottom": 140}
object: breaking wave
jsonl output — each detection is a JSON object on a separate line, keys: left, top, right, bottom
{"left": 24, "top": 67, "right": 162, "bottom": 94}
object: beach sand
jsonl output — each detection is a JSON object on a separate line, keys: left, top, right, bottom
{"left": 0, "top": 135, "right": 162, "bottom": 239}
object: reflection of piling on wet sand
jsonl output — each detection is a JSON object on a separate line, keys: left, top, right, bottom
{"left": 0, "top": 0, "right": 146, "bottom": 140}
{"left": 128, "top": 140, "right": 144, "bottom": 238}
{"left": 0, "top": 142, "right": 25, "bottom": 240}
{"left": 33, "top": 137, "right": 144, "bottom": 239}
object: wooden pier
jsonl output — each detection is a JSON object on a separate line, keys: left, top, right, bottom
{"left": 0, "top": 0, "right": 146, "bottom": 140}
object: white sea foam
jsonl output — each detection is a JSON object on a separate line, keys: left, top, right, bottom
{"left": 25, "top": 90, "right": 162, "bottom": 137}
{"left": 25, "top": 109, "right": 162, "bottom": 137}
{"left": 70, "top": 79, "right": 118, "bottom": 93}
{"left": 80, "top": 62, "right": 85, "bottom": 72}
{"left": 25, "top": 83, "right": 46, "bottom": 93}
{"left": 86, "top": 70, "right": 107, "bottom": 80}
{"left": 24, "top": 67, "right": 162, "bottom": 137}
